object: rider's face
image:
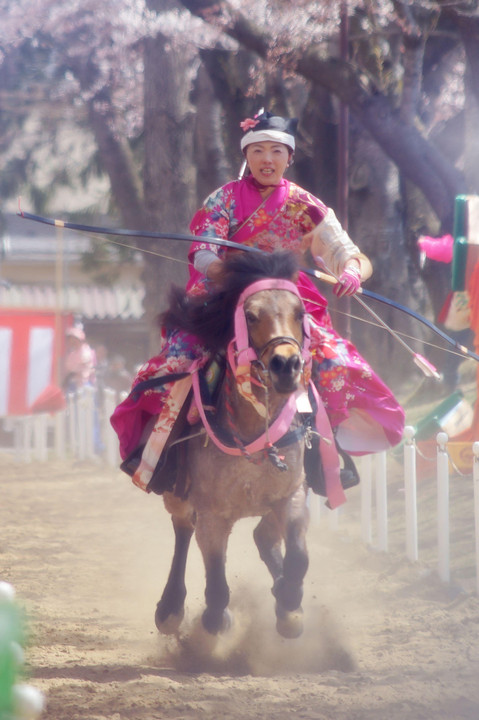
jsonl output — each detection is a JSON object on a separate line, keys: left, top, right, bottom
{"left": 245, "top": 141, "right": 291, "bottom": 186}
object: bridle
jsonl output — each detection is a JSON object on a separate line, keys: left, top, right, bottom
{"left": 252, "top": 334, "right": 304, "bottom": 369}
{"left": 228, "top": 278, "right": 311, "bottom": 383}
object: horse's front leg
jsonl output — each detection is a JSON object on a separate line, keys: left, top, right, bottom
{"left": 195, "top": 512, "right": 233, "bottom": 635}
{"left": 271, "top": 484, "right": 310, "bottom": 638}
{"left": 253, "top": 512, "right": 283, "bottom": 581}
{"left": 155, "top": 496, "right": 195, "bottom": 634}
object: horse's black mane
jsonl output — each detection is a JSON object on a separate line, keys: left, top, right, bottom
{"left": 161, "top": 250, "right": 299, "bottom": 351}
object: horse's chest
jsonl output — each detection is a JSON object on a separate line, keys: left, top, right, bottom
{"left": 187, "top": 440, "right": 304, "bottom": 516}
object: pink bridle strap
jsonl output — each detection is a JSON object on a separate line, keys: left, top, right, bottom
{"left": 191, "top": 369, "right": 345, "bottom": 509}
{"left": 231, "top": 278, "right": 311, "bottom": 371}
{"left": 191, "top": 368, "right": 301, "bottom": 456}
{"left": 309, "top": 382, "right": 346, "bottom": 509}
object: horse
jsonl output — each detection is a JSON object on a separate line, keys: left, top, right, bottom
{"left": 154, "top": 250, "right": 337, "bottom": 639}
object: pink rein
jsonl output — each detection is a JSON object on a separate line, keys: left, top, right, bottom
{"left": 192, "top": 278, "right": 309, "bottom": 456}
{"left": 190, "top": 277, "right": 345, "bottom": 508}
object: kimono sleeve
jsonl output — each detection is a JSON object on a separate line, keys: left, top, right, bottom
{"left": 188, "top": 183, "right": 235, "bottom": 265}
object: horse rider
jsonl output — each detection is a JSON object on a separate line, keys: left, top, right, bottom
{"left": 111, "top": 110, "right": 405, "bottom": 496}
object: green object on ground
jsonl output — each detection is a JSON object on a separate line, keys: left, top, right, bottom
{"left": 0, "top": 585, "right": 23, "bottom": 719}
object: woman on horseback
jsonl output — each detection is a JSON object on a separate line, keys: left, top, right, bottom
{"left": 111, "top": 110, "right": 405, "bottom": 499}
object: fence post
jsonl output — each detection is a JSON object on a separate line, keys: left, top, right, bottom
{"left": 16, "top": 416, "right": 32, "bottom": 464}
{"left": 84, "top": 386, "right": 95, "bottom": 459}
{"left": 54, "top": 410, "right": 66, "bottom": 459}
{"left": 473, "top": 442, "right": 479, "bottom": 595}
{"left": 103, "top": 389, "right": 117, "bottom": 468}
{"left": 403, "top": 425, "right": 418, "bottom": 562}
{"left": 436, "top": 431, "right": 450, "bottom": 583}
{"left": 67, "top": 392, "right": 76, "bottom": 457}
{"left": 329, "top": 506, "right": 340, "bottom": 531}
{"left": 33, "top": 413, "right": 48, "bottom": 462}
{"left": 361, "top": 454, "right": 373, "bottom": 545}
{"left": 375, "top": 451, "right": 388, "bottom": 552}
{"left": 308, "top": 491, "right": 322, "bottom": 527}
{"left": 76, "top": 389, "right": 87, "bottom": 460}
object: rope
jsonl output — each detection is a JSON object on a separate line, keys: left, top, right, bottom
{"left": 223, "top": 367, "right": 288, "bottom": 470}
{"left": 415, "top": 441, "right": 470, "bottom": 477}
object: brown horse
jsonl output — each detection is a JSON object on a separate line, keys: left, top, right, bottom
{"left": 155, "top": 251, "right": 320, "bottom": 639}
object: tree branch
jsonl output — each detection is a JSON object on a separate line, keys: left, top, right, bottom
{"left": 177, "top": 0, "right": 463, "bottom": 227}
{"left": 87, "top": 97, "right": 145, "bottom": 228}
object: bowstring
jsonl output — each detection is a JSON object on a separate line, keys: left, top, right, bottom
{"left": 80, "top": 228, "right": 190, "bottom": 266}
{"left": 68, "top": 225, "right": 470, "bottom": 362}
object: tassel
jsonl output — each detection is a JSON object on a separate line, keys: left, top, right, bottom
{"left": 266, "top": 443, "right": 288, "bottom": 471}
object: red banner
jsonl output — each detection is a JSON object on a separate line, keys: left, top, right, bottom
{"left": 0, "top": 310, "right": 70, "bottom": 416}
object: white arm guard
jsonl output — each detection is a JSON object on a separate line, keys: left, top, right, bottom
{"left": 193, "top": 249, "right": 219, "bottom": 276}
{"left": 310, "top": 208, "right": 361, "bottom": 276}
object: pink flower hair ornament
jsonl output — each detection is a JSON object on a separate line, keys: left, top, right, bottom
{"left": 240, "top": 117, "right": 260, "bottom": 132}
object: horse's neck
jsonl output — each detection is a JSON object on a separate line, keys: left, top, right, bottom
{"left": 218, "top": 372, "right": 287, "bottom": 444}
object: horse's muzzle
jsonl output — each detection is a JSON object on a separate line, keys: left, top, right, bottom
{"left": 268, "top": 352, "right": 303, "bottom": 393}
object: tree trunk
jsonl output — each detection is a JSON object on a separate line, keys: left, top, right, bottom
{"left": 142, "top": 32, "right": 196, "bottom": 354}
{"left": 346, "top": 122, "right": 416, "bottom": 388}
{"left": 199, "top": 48, "right": 264, "bottom": 179}
{"left": 192, "top": 60, "right": 232, "bottom": 203}
{"left": 458, "top": 15, "right": 479, "bottom": 192}
{"left": 177, "top": 0, "right": 465, "bottom": 228}
{"left": 86, "top": 99, "right": 144, "bottom": 228}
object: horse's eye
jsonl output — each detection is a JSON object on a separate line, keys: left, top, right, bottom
{"left": 296, "top": 309, "right": 305, "bottom": 324}
{"left": 245, "top": 310, "right": 258, "bottom": 325}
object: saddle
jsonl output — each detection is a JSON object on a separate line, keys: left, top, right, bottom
{"left": 120, "top": 359, "right": 359, "bottom": 497}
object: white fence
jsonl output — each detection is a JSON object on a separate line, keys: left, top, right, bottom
{"left": 1, "top": 387, "right": 124, "bottom": 468}
{"left": 3, "top": 404, "right": 479, "bottom": 594}
{"left": 310, "top": 427, "right": 479, "bottom": 595}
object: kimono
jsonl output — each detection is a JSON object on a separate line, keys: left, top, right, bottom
{"left": 111, "top": 175, "right": 404, "bottom": 493}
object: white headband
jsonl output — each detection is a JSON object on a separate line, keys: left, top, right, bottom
{"left": 241, "top": 129, "right": 295, "bottom": 152}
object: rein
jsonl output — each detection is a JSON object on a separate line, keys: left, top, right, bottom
{"left": 191, "top": 368, "right": 302, "bottom": 461}
{"left": 254, "top": 335, "right": 303, "bottom": 364}
{"left": 191, "top": 278, "right": 311, "bottom": 467}
{"left": 229, "top": 277, "right": 311, "bottom": 370}
{"left": 223, "top": 366, "right": 289, "bottom": 470}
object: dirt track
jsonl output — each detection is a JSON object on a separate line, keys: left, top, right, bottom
{"left": 2, "top": 454, "right": 479, "bottom": 720}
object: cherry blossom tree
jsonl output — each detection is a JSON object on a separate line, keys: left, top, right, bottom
{"left": 1, "top": 0, "right": 478, "bottom": 373}
{"left": 175, "top": 0, "right": 479, "bottom": 229}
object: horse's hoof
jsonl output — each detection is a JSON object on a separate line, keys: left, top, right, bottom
{"left": 276, "top": 607, "right": 304, "bottom": 639}
{"left": 155, "top": 605, "right": 184, "bottom": 635}
{"left": 201, "top": 607, "right": 233, "bottom": 635}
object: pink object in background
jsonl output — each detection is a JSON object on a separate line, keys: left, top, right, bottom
{"left": 417, "top": 234, "right": 454, "bottom": 263}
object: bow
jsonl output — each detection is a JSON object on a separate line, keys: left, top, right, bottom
{"left": 17, "top": 208, "right": 479, "bottom": 365}
{"left": 306, "top": 266, "right": 479, "bottom": 365}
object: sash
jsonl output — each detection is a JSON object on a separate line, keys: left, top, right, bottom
{"left": 231, "top": 178, "right": 291, "bottom": 246}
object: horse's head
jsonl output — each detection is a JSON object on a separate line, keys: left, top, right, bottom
{"left": 232, "top": 278, "right": 310, "bottom": 395}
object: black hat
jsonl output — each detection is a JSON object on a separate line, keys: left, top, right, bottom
{"left": 240, "top": 111, "right": 298, "bottom": 152}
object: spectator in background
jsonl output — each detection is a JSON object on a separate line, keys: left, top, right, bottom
{"left": 63, "top": 326, "right": 105, "bottom": 454}
{"left": 104, "top": 354, "right": 132, "bottom": 402}
{"left": 94, "top": 343, "right": 109, "bottom": 405}
{"left": 63, "top": 327, "right": 96, "bottom": 393}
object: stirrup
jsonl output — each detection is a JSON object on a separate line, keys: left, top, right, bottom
{"left": 336, "top": 442, "right": 360, "bottom": 490}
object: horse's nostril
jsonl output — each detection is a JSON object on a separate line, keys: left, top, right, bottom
{"left": 269, "top": 354, "right": 302, "bottom": 376}
{"left": 269, "top": 355, "right": 286, "bottom": 375}
{"left": 287, "top": 356, "right": 302, "bottom": 374}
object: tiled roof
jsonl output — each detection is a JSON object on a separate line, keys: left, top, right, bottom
{"left": 0, "top": 283, "right": 145, "bottom": 320}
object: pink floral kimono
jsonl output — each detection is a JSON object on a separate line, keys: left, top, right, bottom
{"left": 111, "top": 175, "right": 405, "bottom": 493}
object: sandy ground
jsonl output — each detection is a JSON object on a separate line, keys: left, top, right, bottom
{"left": 2, "top": 453, "right": 479, "bottom": 720}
